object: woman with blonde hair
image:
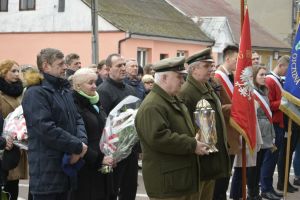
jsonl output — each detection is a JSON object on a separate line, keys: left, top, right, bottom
{"left": 141, "top": 74, "right": 154, "bottom": 94}
{"left": 71, "top": 68, "right": 114, "bottom": 200}
{"left": 0, "top": 59, "right": 28, "bottom": 200}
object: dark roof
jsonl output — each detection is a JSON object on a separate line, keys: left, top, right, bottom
{"left": 82, "top": 0, "right": 213, "bottom": 43}
{"left": 168, "top": 0, "right": 291, "bottom": 50}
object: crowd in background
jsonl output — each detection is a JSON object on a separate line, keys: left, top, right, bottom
{"left": 0, "top": 46, "right": 299, "bottom": 200}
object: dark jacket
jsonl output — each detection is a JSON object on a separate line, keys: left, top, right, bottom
{"left": 124, "top": 77, "right": 145, "bottom": 100}
{"left": 95, "top": 76, "right": 103, "bottom": 86}
{"left": 97, "top": 77, "right": 136, "bottom": 115}
{"left": 0, "top": 113, "right": 4, "bottom": 140}
{"left": 22, "top": 73, "right": 87, "bottom": 194}
{"left": 72, "top": 91, "right": 114, "bottom": 200}
{"left": 135, "top": 84, "right": 199, "bottom": 198}
{"left": 66, "top": 69, "right": 76, "bottom": 79}
{"left": 180, "top": 75, "right": 230, "bottom": 181}
{"left": 0, "top": 113, "right": 6, "bottom": 187}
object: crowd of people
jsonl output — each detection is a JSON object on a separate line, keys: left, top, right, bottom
{"left": 0, "top": 46, "right": 299, "bottom": 200}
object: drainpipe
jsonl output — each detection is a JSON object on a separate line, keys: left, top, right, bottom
{"left": 118, "top": 32, "right": 131, "bottom": 54}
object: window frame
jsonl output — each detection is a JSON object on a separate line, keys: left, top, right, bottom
{"left": 160, "top": 54, "right": 168, "bottom": 60}
{"left": 137, "top": 48, "right": 148, "bottom": 67}
{"left": 176, "top": 50, "right": 188, "bottom": 57}
{"left": 19, "top": 0, "right": 35, "bottom": 11}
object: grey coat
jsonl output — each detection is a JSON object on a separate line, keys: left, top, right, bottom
{"left": 255, "top": 88, "right": 275, "bottom": 149}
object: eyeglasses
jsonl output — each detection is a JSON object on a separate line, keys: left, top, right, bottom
{"left": 144, "top": 81, "right": 154, "bottom": 84}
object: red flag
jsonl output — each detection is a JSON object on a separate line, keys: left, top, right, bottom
{"left": 230, "top": 8, "right": 256, "bottom": 152}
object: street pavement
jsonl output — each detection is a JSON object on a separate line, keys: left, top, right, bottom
{"left": 17, "top": 169, "right": 300, "bottom": 200}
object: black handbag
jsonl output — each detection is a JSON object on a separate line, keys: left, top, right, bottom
{"left": 1, "top": 145, "right": 20, "bottom": 171}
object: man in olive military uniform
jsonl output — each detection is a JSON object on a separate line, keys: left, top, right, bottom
{"left": 179, "top": 48, "right": 231, "bottom": 200}
{"left": 135, "top": 56, "right": 209, "bottom": 200}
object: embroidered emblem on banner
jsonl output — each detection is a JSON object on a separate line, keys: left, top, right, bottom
{"left": 235, "top": 67, "right": 254, "bottom": 100}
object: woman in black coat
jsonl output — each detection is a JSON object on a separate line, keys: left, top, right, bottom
{"left": 71, "top": 68, "right": 114, "bottom": 200}
{"left": 0, "top": 111, "right": 14, "bottom": 199}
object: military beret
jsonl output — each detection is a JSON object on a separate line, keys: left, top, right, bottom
{"left": 153, "top": 56, "right": 187, "bottom": 73}
{"left": 186, "top": 48, "right": 214, "bottom": 65}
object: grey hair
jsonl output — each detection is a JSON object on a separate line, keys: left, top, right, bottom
{"left": 36, "top": 48, "right": 64, "bottom": 72}
{"left": 126, "top": 59, "right": 137, "bottom": 67}
{"left": 187, "top": 61, "right": 200, "bottom": 74}
{"left": 72, "top": 68, "right": 97, "bottom": 90}
{"left": 154, "top": 71, "right": 169, "bottom": 83}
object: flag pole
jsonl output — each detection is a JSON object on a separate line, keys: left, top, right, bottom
{"left": 283, "top": 118, "right": 292, "bottom": 199}
{"left": 282, "top": 22, "right": 300, "bottom": 200}
{"left": 240, "top": 1, "right": 246, "bottom": 200}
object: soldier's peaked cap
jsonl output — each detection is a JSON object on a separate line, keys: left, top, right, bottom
{"left": 153, "top": 56, "right": 187, "bottom": 73}
{"left": 186, "top": 48, "right": 214, "bottom": 65}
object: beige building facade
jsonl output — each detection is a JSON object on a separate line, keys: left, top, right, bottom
{"left": 225, "top": 0, "right": 293, "bottom": 45}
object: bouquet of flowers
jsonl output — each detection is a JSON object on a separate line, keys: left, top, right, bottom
{"left": 2, "top": 105, "right": 28, "bottom": 150}
{"left": 99, "top": 95, "right": 141, "bottom": 173}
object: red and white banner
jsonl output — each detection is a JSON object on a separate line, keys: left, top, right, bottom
{"left": 230, "top": 7, "right": 257, "bottom": 152}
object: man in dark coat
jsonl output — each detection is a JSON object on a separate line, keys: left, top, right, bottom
{"left": 97, "top": 53, "right": 137, "bottom": 200}
{"left": 22, "top": 48, "right": 88, "bottom": 200}
{"left": 135, "top": 56, "right": 209, "bottom": 200}
{"left": 95, "top": 59, "right": 109, "bottom": 86}
{"left": 124, "top": 59, "right": 145, "bottom": 100}
{"left": 65, "top": 53, "right": 81, "bottom": 79}
{"left": 180, "top": 48, "right": 230, "bottom": 200}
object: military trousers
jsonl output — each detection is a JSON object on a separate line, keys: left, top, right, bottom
{"left": 199, "top": 180, "right": 215, "bottom": 200}
{"left": 150, "top": 192, "right": 199, "bottom": 200}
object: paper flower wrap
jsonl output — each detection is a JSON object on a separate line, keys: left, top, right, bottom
{"left": 2, "top": 105, "right": 28, "bottom": 150}
{"left": 99, "top": 95, "right": 140, "bottom": 173}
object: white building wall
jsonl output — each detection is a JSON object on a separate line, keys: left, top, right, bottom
{"left": 0, "top": 0, "right": 118, "bottom": 32}
{"left": 193, "top": 16, "right": 235, "bottom": 63}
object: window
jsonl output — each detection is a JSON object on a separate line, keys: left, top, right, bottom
{"left": 137, "top": 48, "right": 148, "bottom": 67}
{"left": 177, "top": 50, "right": 188, "bottom": 57}
{"left": 58, "top": 0, "right": 65, "bottom": 12}
{"left": 0, "top": 0, "right": 8, "bottom": 12}
{"left": 160, "top": 54, "right": 168, "bottom": 60}
{"left": 19, "top": 0, "right": 35, "bottom": 11}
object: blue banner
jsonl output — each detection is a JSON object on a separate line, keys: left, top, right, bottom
{"left": 284, "top": 26, "right": 300, "bottom": 102}
{"left": 280, "top": 25, "right": 300, "bottom": 125}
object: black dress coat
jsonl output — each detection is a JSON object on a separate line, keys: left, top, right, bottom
{"left": 72, "top": 91, "right": 114, "bottom": 200}
{"left": 22, "top": 73, "right": 87, "bottom": 194}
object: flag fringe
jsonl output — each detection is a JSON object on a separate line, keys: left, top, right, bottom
{"left": 279, "top": 104, "right": 300, "bottom": 126}
{"left": 230, "top": 117, "right": 255, "bottom": 155}
{"left": 282, "top": 90, "right": 300, "bottom": 107}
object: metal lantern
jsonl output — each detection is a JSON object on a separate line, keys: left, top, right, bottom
{"left": 194, "top": 99, "right": 218, "bottom": 153}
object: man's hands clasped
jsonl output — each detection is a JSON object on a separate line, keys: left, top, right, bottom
{"left": 70, "top": 142, "right": 88, "bottom": 164}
